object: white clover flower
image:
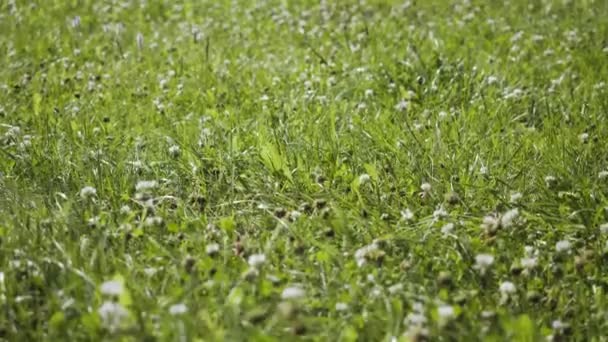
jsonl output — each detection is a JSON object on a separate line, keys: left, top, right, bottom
{"left": 552, "top": 320, "right": 566, "bottom": 331}
{"left": 479, "top": 165, "right": 488, "bottom": 175}
{"left": 520, "top": 257, "right": 537, "bottom": 270}
{"left": 481, "top": 215, "right": 499, "bottom": 232}
{"left": 600, "top": 223, "right": 608, "bottom": 234}
{"left": 401, "top": 208, "right": 414, "bottom": 221}
{"left": 365, "top": 89, "right": 374, "bottom": 98}
{"left": 405, "top": 312, "right": 427, "bottom": 326}
{"left": 248, "top": 254, "right": 266, "bottom": 268}
{"left": 509, "top": 192, "right": 523, "bottom": 203}
{"left": 135, "top": 180, "right": 158, "bottom": 192}
{"left": 420, "top": 182, "right": 432, "bottom": 193}
{"left": 98, "top": 301, "right": 128, "bottom": 332}
{"left": 169, "top": 303, "right": 188, "bottom": 315}
{"left": 100, "top": 280, "right": 123, "bottom": 296}
{"left": 395, "top": 100, "right": 409, "bottom": 111}
{"left": 499, "top": 281, "right": 516, "bottom": 295}
{"left": 388, "top": 283, "right": 404, "bottom": 295}
{"left": 144, "top": 216, "right": 163, "bottom": 227}
{"left": 433, "top": 206, "right": 448, "bottom": 220}
{"left": 437, "top": 305, "right": 455, "bottom": 320}
{"left": 500, "top": 208, "right": 519, "bottom": 228}
{"left": 359, "top": 173, "right": 371, "bottom": 184}
{"left": 474, "top": 254, "right": 494, "bottom": 274}
{"left": 205, "top": 243, "right": 220, "bottom": 255}
{"left": 555, "top": 240, "right": 571, "bottom": 253}
{"left": 441, "top": 223, "right": 455, "bottom": 235}
{"left": 598, "top": 171, "right": 608, "bottom": 179}
{"left": 79, "top": 186, "right": 97, "bottom": 199}
{"left": 119, "top": 205, "right": 131, "bottom": 215}
{"left": 335, "top": 302, "right": 349, "bottom": 311}
{"left": 168, "top": 145, "right": 181, "bottom": 157}
{"left": 354, "top": 242, "right": 381, "bottom": 267}
{"left": 579, "top": 133, "right": 589, "bottom": 143}
{"left": 281, "top": 286, "right": 306, "bottom": 300}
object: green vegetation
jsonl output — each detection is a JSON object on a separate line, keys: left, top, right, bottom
{"left": 1, "top": 0, "right": 608, "bottom": 340}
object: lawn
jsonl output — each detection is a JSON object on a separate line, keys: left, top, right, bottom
{"left": 1, "top": 0, "right": 608, "bottom": 340}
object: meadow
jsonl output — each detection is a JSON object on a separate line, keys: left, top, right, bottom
{"left": 1, "top": 0, "right": 608, "bottom": 340}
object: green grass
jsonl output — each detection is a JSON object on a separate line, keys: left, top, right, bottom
{"left": 1, "top": 0, "right": 608, "bottom": 340}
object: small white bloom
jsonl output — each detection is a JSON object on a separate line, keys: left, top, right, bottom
{"left": 281, "top": 286, "right": 306, "bottom": 300}
{"left": 481, "top": 215, "right": 499, "bottom": 232}
{"left": 365, "top": 89, "right": 374, "bottom": 98}
{"left": 555, "top": 240, "right": 571, "bottom": 253}
{"left": 500, "top": 208, "right": 519, "bottom": 228}
{"left": 388, "top": 283, "right": 403, "bottom": 295}
{"left": 552, "top": 320, "right": 566, "bottom": 330}
{"left": 599, "top": 171, "right": 608, "bottom": 179}
{"left": 248, "top": 254, "right": 266, "bottom": 268}
{"left": 509, "top": 192, "right": 523, "bottom": 203}
{"left": 395, "top": 100, "right": 409, "bottom": 111}
{"left": 520, "top": 257, "right": 537, "bottom": 270}
{"left": 98, "top": 301, "right": 128, "bottom": 332}
{"left": 119, "top": 205, "right": 131, "bottom": 215}
{"left": 474, "top": 254, "right": 494, "bottom": 273}
{"left": 205, "top": 243, "right": 220, "bottom": 255}
{"left": 354, "top": 242, "right": 380, "bottom": 267}
{"left": 79, "top": 186, "right": 97, "bottom": 199}
{"left": 335, "top": 302, "right": 349, "bottom": 311}
{"left": 100, "top": 280, "right": 123, "bottom": 296}
{"left": 441, "top": 223, "right": 455, "bottom": 235}
{"left": 437, "top": 305, "right": 455, "bottom": 319}
{"left": 600, "top": 223, "right": 608, "bottom": 234}
{"left": 433, "top": 206, "right": 448, "bottom": 219}
{"left": 359, "top": 173, "right": 371, "bottom": 184}
{"left": 169, "top": 303, "right": 188, "bottom": 315}
{"left": 405, "top": 312, "right": 427, "bottom": 326}
{"left": 401, "top": 208, "right": 414, "bottom": 221}
{"left": 420, "top": 182, "right": 432, "bottom": 193}
{"left": 479, "top": 165, "right": 488, "bottom": 175}
{"left": 579, "top": 133, "right": 589, "bottom": 143}
{"left": 144, "top": 216, "right": 163, "bottom": 227}
{"left": 499, "top": 281, "right": 516, "bottom": 295}
{"left": 135, "top": 180, "right": 158, "bottom": 192}
{"left": 168, "top": 145, "right": 181, "bottom": 157}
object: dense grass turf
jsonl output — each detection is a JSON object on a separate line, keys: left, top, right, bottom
{"left": 1, "top": 0, "right": 608, "bottom": 340}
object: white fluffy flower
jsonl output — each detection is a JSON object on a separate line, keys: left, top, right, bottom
{"left": 520, "top": 257, "right": 537, "bottom": 270}
{"left": 500, "top": 208, "right": 519, "bottom": 228}
{"left": 169, "top": 303, "right": 188, "bottom": 315}
{"left": 401, "top": 208, "right": 415, "bottom": 221}
{"left": 335, "top": 302, "right": 349, "bottom": 311}
{"left": 281, "top": 286, "right": 306, "bottom": 300}
{"left": 437, "top": 305, "right": 455, "bottom": 320}
{"left": 79, "top": 186, "right": 97, "bottom": 199}
{"left": 248, "top": 254, "right": 267, "bottom": 268}
{"left": 598, "top": 171, "right": 608, "bottom": 179}
{"left": 474, "top": 254, "right": 494, "bottom": 274}
{"left": 555, "top": 240, "right": 571, "bottom": 253}
{"left": 388, "top": 283, "right": 404, "bottom": 295}
{"left": 509, "top": 192, "right": 523, "bottom": 203}
{"left": 599, "top": 223, "right": 608, "bottom": 234}
{"left": 135, "top": 180, "right": 158, "bottom": 192}
{"left": 441, "top": 223, "right": 455, "bottom": 235}
{"left": 499, "top": 281, "right": 516, "bottom": 295}
{"left": 98, "top": 301, "right": 128, "bottom": 332}
{"left": 359, "top": 173, "right": 371, "bottom": 184}
{"left": 168, "top": 145, "right": 181, "bottom": 157}
{"left": 205, "top": 243, "right": 220, "bottom": 255}
{"left": 420, "top": 182, "right": 432, "bottom": 193}
{"left": 100, "top": 280, "right": 123, "bottom": 296}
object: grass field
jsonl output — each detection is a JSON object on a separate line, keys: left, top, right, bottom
{"left": 2, "top": 0, "right": 608, "bottom": 340}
